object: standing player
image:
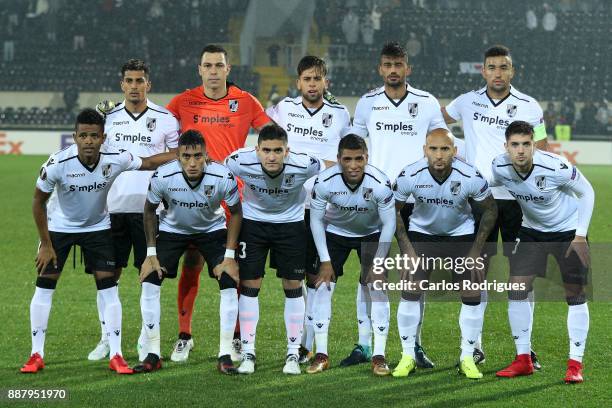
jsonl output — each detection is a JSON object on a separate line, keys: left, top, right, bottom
{"left": 21, "top": 109, "right": 175, "bottom": 374}
{"left": 266, "top": 55, "right": 351, "bottom": 364}
{"left": 224, "top": 125, "right": 322, "bottom": 375}
{"left": 392, "top": 129, "right": 497, "bottom": 379}
{"left": 87, "top": 59, "right": 179, "bottom": 362}
{"left": 349, "top": 41, "right": 447, "bottom": 368}
{"left": 491, "top": 121, "right": 593, "bottom": 383}
{"left": 309, "top": 134, "right": 395, "bottom": 376}
{"left": 166, "top": 44, "right": 272, "bottom": 362}
{"left": 442, "top": 45, "right": 549, "bottom": 366}
{"left": 135, "top": 130, "right": 242, "bottom": 374}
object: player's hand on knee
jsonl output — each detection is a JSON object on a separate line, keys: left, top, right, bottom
{"left": 566, "top": 236, "right": 590, "bottom": 268}
{"left": 140, "top": 256, "right": 164, "bottom": 282}
{"left": 36, "top": 243, "right": 57, "bottom": 273}
{"left": 214, "top": 258, "right": 240, "bottom": 283}
{"left": 316, "top": 261, "right": 335, "bottom": 290}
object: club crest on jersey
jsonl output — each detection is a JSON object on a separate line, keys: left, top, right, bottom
{"left": 203, "top": 185, "right": 215, "bottom": 197}
{"left": 507, "top": 104, "right": 517, "bottom": 118}
{"left": 229, "top": 99, "right": 239, "bottom": 113}
{"left": 102, "top": 164, "right": 112, "bottom": 178}
{"left": 39, "top": 167, "right": 47, "bottom": 180}
{"left": 284, "top": 174, "right": 295, "bottom": 186}
{"left": 362, "top": 187, "right": 373, "bottom": 201}
{"left": 407, "top": 103, "right": 418, "bottom": 118}
{"left": 146, "top": 117, "right": 156, "bottom": 131}
{"left": 535, "top": 175, "right": 546, "bottom": 191}
{"left": 450, "top": 181, "right": 461, "bottom": 195}
{"left": 322, "top": 113, "right": 333, "bottom": 128}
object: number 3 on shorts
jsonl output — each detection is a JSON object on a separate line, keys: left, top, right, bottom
{"left": 238, "top": 242, "right": 247, "bottom": 259}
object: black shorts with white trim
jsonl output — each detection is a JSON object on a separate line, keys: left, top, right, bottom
{"left": 42, "top": 230, "right": 116, "bottom": 275}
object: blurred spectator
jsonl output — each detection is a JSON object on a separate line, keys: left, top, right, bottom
{"left": 341, "top": 8, "right": 360, "bottom": 44}
{"left": 267, "top": 84, "right": 279, "bottom": 108}
{"left": 595, "top": 101, "right": 609, "bottom": 131}
{"left": 286, "top": 85, "right": 299, "bottom": 98}
{"left": 577, "top": 101, "right": 598, "bottom": 134}
{"left": 544, "top": 102, "right": 558, "bottom": 135}
{"left": 361, "top": 17, "right": 374, "bottom": 45}
{"left": 526, "top": 8, "right": 537, "bottom": 30}
{"left": 371, "top": 4, "right": 381, "bottom": 31}
{"left": 542, "top": 3, "right": 557, "bottom": 31}
{"left": 558, "top": 99, "right": 576, "bottom": 127}
{"left": 267, "top": 43, "right": 280, "bottom": 66}
{"left": 63, "top": 86, "right": 79, "bottom": 112}
{"left": 406, "top": 32, "right": 422, "bottom": 59}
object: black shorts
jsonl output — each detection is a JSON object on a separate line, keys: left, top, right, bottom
{"left": 399, "top": 203, "right": 415, "bottom": 233}
{"left": 42, "top": 230, "right": 116, "bottom": 275}
{"left": 157, "top": 229, "right": 227, "bottom": 279}
{"left": 238, "top": 219, "right": 306, "bottom": 281}
{"left": 110, "top": 213, "right": 150, "bottom": 270}
{"left": 269, "top": 210, "right": 318, "bottom": 275}
{"left": 509, "top": 227, "right": 588, "bottom": 285}
{"left": 407, "top": 231, "right": 476, "bottom": 283}
{"left": 322, "top": 231, "right": 381, "bottom": 282}
{"left": 472, "top": 199, "right": 522, "bottom": 256}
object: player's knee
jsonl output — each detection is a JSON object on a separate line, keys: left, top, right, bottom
{"left": 305, "top": 274, "right": 317, "bottom": 289}
{"left": 508, "top": 290, "right": 529, "bottom": 301}
{"left": 284, "top": 287, "right": 303, "bottom": 298}
{"left": 143, "top": 273, "right": 163, "bottom": 286}
{"left": 240, "top": 286, "right": 260, "bottom": 298}
{"left": 401, "top": 291, "right": 421, "bottom": 302}
{"left": 217, "top": 273, "right": 237, "bottom": 290}
{"left": 36, "top": 276, "right": 58, "bottom": 289}
{"left": 95, "top": 276, "right": 117, "bottom": 290}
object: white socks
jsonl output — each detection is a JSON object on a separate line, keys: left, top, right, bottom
{"left": 459, "top": 303, "right": 481, "bottom": 360}
{"left": 568, "top": 303, "right": 589, "bottom": 362}
{"left": 219, "top": 288, "right": 238, "bottom": 357}
{"left": 239, "top": 295, "right": 259, "bottom": 355}
{"left": 356, "top": 283, "right": 372, "bottom": 348}
{"left": 30, "top": 286, "right": 54, "bottom": 358}
{"left": 476, "top": 289, "right": 488, "bottom": 349}
{"left": 96, "top": 291, "right": 106, "bottom": 342}
{"left": 285, "top": 296, "right": 305, "bottom": 356}
{"left": 313, "top": 283, "right": 335, "bottom": 355}
{"left": 140, "top": 282, "right": 161, "bottom": 357}
{"left": 303, "top": 286, "right": 316, "bottom": 351}
{"left": 369, "top": 284, "right": 389, "bottom": 357}
{"left": 397, "top": 299, "right": 420, "bottom": 358}
{"left": 508, "top": 300, "right": 532, "bottom": 355}
{"left": 98, "top": 285, "right": 123, "bottom": 358}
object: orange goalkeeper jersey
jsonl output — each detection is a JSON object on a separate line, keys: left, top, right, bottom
{"left": 167, "top": 83, "right": 270, "bottom": 161}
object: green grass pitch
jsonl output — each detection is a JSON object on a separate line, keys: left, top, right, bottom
{"left": 0, "top": 155, "right": 611, "bottom": 407}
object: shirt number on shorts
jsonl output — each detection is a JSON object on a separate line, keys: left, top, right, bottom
{"left": 511, "top": 238, "right": 521, "bottom": 255}
{"left": 238, "top": 242, "right": 247, "bottom": 259}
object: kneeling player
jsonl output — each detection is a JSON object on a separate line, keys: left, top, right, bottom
{"left": 135, "top": 130, "right": 242, "bottom": 374}
{"left": 392, "top": 129, "right": 497, "bottom": 379}
{"left": 492, "top": 121, "right": 594, "bottom": 383}
{"left": 310, "top": 134, "right": 396, "bottom": 376}
{"left": 224, "top": 124, "right": 322, "bottom": 375}
{"left": 22, "top": 109, "right": 175, "bottom": 374}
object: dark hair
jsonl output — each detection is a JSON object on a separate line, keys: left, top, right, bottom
{"left": 200, "top": 44, "right": 228, "bottom": 62}
{"left": 75, "top": 108, "right": 105, "bottom": 131}
{"left": 178, "top": 130, "right": 206, "bottom": 148}
{"left": 380, "top": 41, "right": 406, "bottom": 61}
{"left": 338, "top": 134, "right": 368, "bottom": 155}
{"left": 297, "top": 56, "right": 327, "bottom": 77}
{"left": 121, "top": 59, "right": 150, "bottom": 78}
{"left": 505, "top": 121, "right": 533, "bottom": 140}
{"left": 484, "top": 45, "right": 512, "bottom": 63}
{"left": 257, "top": 124, "right": 288, "bottom": 144}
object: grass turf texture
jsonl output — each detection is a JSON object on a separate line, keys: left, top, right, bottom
{"left": 0, "top": 155, "right": 611, "bottom": 407}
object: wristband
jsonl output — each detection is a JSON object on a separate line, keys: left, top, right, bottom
{"left": 146, "top": 247, "right": 157, "bottom": 257}
{"left": 224, "top": 249, "right": 236, "bottom": 258}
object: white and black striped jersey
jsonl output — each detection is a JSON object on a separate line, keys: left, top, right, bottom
{"left": 491, "top": 151, "right": 592, "bottom": 234}
{"left": 104, "top": 100, "right": 179, "bottom": 213}
{"left": 147, "top": 160, "right": 239, "bottom": 234}
{"left": 445, "top": 86, "right": 545, "bottom": 199}
{"left": 394, "top": 158, "right": 491, "bottom": 236}
{"left": 351, "top": 84, "right": 447, "bottom": 182}
{"left": 266, "top": 96, "right": 351, "bottom": 208}
{"left": 224, "top": 148, "right": 322, "bottom": 223}
{"left": 311, "top": 164, "right": 395, "bottom": 237}
{"left": 36, "top": 144, "right": 142, "bottom": 233}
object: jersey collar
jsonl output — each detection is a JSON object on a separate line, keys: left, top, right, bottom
{"left": 77, "top": 153, "right": 101, "bottom": 173}
{"left": 384, "top": 84, "right": 409, "bottom": 108}
{"left": 484, "top": 86, "right": 512, "bottom": 108}
{"left": 122, "top": 100, "right": 150, "bottom": 121}
{"left": 181, "top": 171, "right": 205, "bottom": 189}
{"left": 341, "top": 172, "right": 365, "bottom": 192}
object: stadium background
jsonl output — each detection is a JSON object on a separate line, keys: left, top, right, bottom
{"left": 0, "top": 0, "right": 610, "bottom": 406}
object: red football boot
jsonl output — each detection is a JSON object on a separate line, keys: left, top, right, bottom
{"left": 496, "top": 354, "right": 534, "bottom": 378}
{"left": 564, "top": 359, "right": 584, "bottom": 384}
{"left": 109, "top": 354, "right": 133, "bottom": 374}
{"left": 21, "top": 353, "right": 45, "bottom": 373}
